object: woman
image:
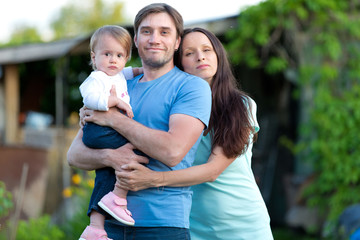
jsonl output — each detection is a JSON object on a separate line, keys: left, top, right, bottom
{"left": 117, "top": 28, "right": 273, "bottom": 240}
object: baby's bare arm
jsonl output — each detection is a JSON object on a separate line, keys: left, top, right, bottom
{"left": 108, "top": 85, "right": 134, "bottom": 118}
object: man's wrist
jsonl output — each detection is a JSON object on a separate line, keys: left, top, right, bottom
{"left": 101, "top": 149, "right": 114, "bottom": 168}
{"left": 110, "top": 110, "right": 128, "bottom": 133}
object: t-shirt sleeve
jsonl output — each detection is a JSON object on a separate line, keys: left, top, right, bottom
{"left": 79, "top": 73, "right": 109, "bottom": 111}
{"left": 122, "top": 66, "right": 134, "bottom": 80}
{"left": 170, "top": 76, "right": 212, "bottom": 128}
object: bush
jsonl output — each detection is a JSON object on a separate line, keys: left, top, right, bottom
{"left": 227, "top": 0, "right": 360, "bottom": 233}
{"left": 0, "top": 181, "right": 13, "bottom": 219}
{"left": 0, "top": 171, "right": 95, "bottom": 239}
{"left": 12, "top": 215, "right": 65, "bottom": 240}
{"left": 60, "top": 171, "right": 94, "bottom": 238}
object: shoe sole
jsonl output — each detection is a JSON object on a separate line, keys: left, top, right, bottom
{"left": 98, "top": 201, "right": 135, "bottom": 226}
{"left": 79, "top": 237, "right": 111, "bottom": 240}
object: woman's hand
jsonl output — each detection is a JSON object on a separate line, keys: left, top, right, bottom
{"left": 115, "top": 162, "right": 163, "bottom": 191}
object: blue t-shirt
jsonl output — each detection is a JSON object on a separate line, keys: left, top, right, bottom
{"left": 105, "top": 67, "right": 211, "bottom": 229}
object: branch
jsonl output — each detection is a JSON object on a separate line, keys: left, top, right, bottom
{"left": 261, "top": 26, "right": 283, "bottom": 60}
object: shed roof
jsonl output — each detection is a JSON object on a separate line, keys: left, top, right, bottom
{"left": 0, "top": 15, "right": 238, "bottom": 65}
{"left": 0, "top": 35, "right": 90, "bottom": 65}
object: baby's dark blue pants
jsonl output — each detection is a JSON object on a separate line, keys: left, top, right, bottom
{"left": 82, "top": 122, "right": 146, "bottom": 217}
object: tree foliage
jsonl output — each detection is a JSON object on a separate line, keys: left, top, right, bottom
{"left": 50, "top": 0, "right": 127, "bottom": 40}
{"left": 227, "top": 0, "right": 360, "bottom": 232}
{"left": 2, "top": 25, "right": 43, "bottom": 46}
{"left": 2, "top": 0, "right": 127, "bottom": 47}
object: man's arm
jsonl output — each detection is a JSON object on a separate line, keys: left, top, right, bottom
{"left": 67, "top": 128, "right": 148, "bottom": 171}
{"left": 83, "top": 108, "right": 205, "bottom": 167}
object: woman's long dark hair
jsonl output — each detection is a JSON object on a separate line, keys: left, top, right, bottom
{"left": 175, "top": 28, "right": 257, "bottom": 158}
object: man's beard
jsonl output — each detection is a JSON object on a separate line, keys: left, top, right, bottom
{"left": 141, "top": 52, "right": 173, "bottom": 69}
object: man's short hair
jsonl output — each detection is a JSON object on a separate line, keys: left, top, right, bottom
{"left": 134, "top": 3, "right": 184, "bottom": 38}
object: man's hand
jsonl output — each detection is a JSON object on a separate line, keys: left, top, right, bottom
{"left": 132, "top": 67, "right": 144, "bottom": 77}
{"left": 79, "top": 106, "right": 87, "bottom": 128}
{"left": 106, "top": 143, "right": 149, "bottom": 172}
{"left": 83, "top": 106, "right": 123, "bottom": 128}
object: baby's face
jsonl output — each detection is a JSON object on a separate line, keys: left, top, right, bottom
{"left": 91, "top": 34, "right": 128, "bottom": 76}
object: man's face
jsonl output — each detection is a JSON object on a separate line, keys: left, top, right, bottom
{"left": 134, "top": 12, "right": 180, "bottom": 69}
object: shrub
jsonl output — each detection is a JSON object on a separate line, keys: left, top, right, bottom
{"left": 15, "top": 215, "right": 65, "bottom": 240}
{"left": 0, "top": 181, "right": 13, "bottom": 219}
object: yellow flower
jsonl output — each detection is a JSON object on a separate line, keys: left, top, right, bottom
{"left": 62, "top": 187, "right": 72, "bottom": 198}
{"left": 87, "top": 179, "right": 95, "bottom": 188}
{"left": 72, "top": 174, "right": 82, "bottom": 185}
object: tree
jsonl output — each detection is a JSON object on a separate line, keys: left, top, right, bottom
{"left": 1, "top": 0, "right": 127, "bottom": 46}
{"left": 3, "top": 25, "right": 43, "bottom": 46}
{"left": 227, "top": 0, "right": 360, "bottom": 235}
{"left": 50, "top": 0, "right": 127, "bottom": 40}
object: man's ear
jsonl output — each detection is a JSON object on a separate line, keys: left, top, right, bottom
{"left": 134, "top": 35, "right": 138, "bottom": 48}
{"left": 175, "top": 36, "right": 181, "bottom": 51}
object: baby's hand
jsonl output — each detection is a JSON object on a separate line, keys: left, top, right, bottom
{"left": 108, "top": 85, "right": 134, "bottom": 118}
{"left": 116, "top": 100, "right": 134, "bottom": 118}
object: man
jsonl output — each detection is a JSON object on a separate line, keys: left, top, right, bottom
{"left": 67, "top": 3, "right": 211, "bottom": 240}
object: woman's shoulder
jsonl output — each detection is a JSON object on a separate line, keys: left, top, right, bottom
{"left": 242, "top": 95, "right": 256, "bottom": 107}
{"left": 247, "top": 96, "right": 257, "bottom": 112}
{"left": 245, "top": 96, "right": 259, "bottom": 132}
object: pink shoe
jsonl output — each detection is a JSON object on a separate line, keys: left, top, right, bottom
{"left": 98, "top": 192, "right": 135, "bottom": 226}
{"left": 79, "top": 226, "right": 112, "bottom": 240}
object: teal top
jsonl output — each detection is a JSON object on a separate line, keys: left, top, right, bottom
{"left": 189, "top": 98, "right": 273, "bottom": 240}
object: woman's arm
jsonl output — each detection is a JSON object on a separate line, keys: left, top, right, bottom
{"left": 116, "top": 146, "right": 236, "bottom": 191}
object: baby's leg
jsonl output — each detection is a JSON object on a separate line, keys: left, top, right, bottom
{"left": 83, "top": 122, "right": 144, "bottom": 227}
{"left": 113, "top": 184, "right": 128, "bottom": 199}
{"left": 87, "top": 168, "right": 115, "bottom": 217}
{"left": 89, "top": 210, "right": 105, "bottom": 230}
{"left": 79, "top": 211, "right": 111, "bottom": 240}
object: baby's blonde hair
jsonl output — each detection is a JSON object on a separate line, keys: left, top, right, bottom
{"left": 89, "top": 25, "right": 132, "bottom": 70}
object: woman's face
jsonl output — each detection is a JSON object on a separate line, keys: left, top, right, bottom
{"left": 181, "top": 32, "right": 218, "bottom": 84}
